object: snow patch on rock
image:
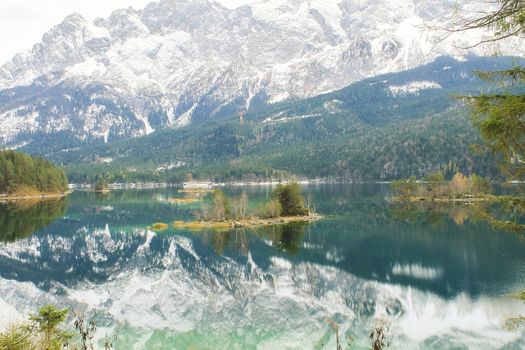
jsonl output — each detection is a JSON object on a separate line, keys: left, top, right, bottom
{"left": 388, "top": 80, "right": 442, "bottom": 96}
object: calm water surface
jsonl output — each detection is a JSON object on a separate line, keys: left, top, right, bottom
{"left": 0, "top": 184, "right": 524, "bottom": 349}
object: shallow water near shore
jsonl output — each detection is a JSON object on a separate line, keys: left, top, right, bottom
{"left": 0, "top": 184, "right": 524, "bottom": 349}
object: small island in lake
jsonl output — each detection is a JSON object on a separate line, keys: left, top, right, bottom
{"left": 94, "top": 179, "right": 110, "bottom": 193}
{"left": 0, "top": 150, "right": 69, "bottom": 201}
{"left": 172, "top": 182, "right": 322, "bottom": 230}
{"left": 390, "top": 171, "right": 492, "bottom": 202}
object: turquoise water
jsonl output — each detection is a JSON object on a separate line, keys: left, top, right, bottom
{"left": 0, "top": 184, "right": 524, "bottom": 349}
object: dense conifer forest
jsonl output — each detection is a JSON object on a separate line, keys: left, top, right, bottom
{"left": 34, "top": 56, "right": 520, "bottom": 184}
{"left": 0, "top": 150, "right": 68, "bottom": 195}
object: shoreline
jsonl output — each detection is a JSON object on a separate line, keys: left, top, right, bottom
{"left": 69, "top": 182, "right": 174, "bottom": 190}
{"left": 66, "top": 180, "right": 525, "bottom": 189}
{"left": 0, "top": 191, "right": 71, "bottom": 202}
{"left": 220, "top": 180, "right": 335, "bottom": 187}
{"left": 167, "top": 197, "right": 202, "bottom": 204}
{"left": 392, "top": 195, "right": 494, "bottom": 203}
{"left": 172, "top": 213, "right": 323, "bottom": 230}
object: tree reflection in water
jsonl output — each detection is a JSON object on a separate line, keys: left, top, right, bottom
{"left": 0, "top": 198, "right": 69, "bottom": 242}
{"left": 201, "top": 222, "right": 308, "bottom": 256}
{"left": 390, "top": 197, "right": 525, "bottom": 235}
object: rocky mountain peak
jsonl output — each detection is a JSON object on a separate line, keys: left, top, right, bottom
{"left": 0, "top": 0, "right": 523, "bottom": 150}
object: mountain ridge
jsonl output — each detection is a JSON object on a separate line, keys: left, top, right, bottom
{"left": 0, "top": 0, "right": 524, "bottom": 151}
{"left": 34, "top": 55, "right": 519, "bottom": 183}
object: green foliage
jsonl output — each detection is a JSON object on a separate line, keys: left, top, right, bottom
{"left": 464, "top": 93, "right": 525, "bottom": 179}
{"left": 196, "top": 184, "right": 310, "bottom": 223}
{"left": 211, "top": 189, "right": 230, "bottom": 221}
{"left": 453, "top": 2, "right": 525, "bottom": 181}
{"left": 454, "top": 3, "right": 525, "bottom": 330}
{"left": 391, "top": 172, "right": 492, "bottom": 199}
{"left": 29, "top": 305, "right": 69, "bottom": 350}
{"left": 24, "top": 56, "right": 520, "bottom": 183}
{"left": 273, "top": 182, "right": 308, "bottom": 216}
{"left": 476, "top": 67, "right": 525, "bottom": 84}
{"left": 390, "top": 176, "right": 418, "bottom": 197}
{"left": 30, "top": 305, "right": 68, "bottom": 335}
{"left": 273, "top": 222, "right": 306, "bottom": 255}
{"left": 94, "top": 179, "right": 108, "bottom": 192}
{"left": 209, "top": 231, "right": 232, "bottom": 255}
{"left": 61, "top": 108, "right": 496, "bottom": 183}
{"left": 258, "top": 222, "right": 307, "bottom": 256}
{"left": 423, "top": 172, "right": 446, "bottom": 194}
{"left": 423, "top": 172, "right": 445, "bottom": 184}
{"left": 474, "top": 196, "right": 525, "bottom": 233}
{"left": 0, "top": 198, "right": 69, "bottom": 242}
{"left": 470, "top": 174, "right": 491, "bottom": 195}
{"left": 0, "top": 305, "right": 116, "bottom": 350}
{"left": 256, "top": 198, "right": 282, "bottom": 219}
{"left": 0, "top": 324, "right": 32, "bottom": 350}
{"left": 0, "top": 150, "right": 68, "bottom": 194}
{"left": 454, "top": 0, "right": 525, "bottom": 42}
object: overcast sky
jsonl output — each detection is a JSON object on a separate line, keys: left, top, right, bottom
{"left": 0, "top": 0, "right": 251, "bottom": 65}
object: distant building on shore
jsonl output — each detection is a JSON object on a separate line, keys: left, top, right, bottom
{"left": 182, "top": 181, "right": 214, "bottom": 190}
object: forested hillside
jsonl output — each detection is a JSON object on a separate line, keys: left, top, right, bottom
{"left": 25, "top": 56, "right": 523, "bottom": 183}
{"left": 0, "top": 151, "right": 68, "bottom": 194}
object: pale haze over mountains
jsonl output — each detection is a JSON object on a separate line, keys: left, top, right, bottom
{"left": 0, "top": 0, "right": 522, "bottom": 150}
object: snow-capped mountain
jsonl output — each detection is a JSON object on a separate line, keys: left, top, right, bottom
{"left": 0, "top": 0, "right": 522, "bottom": 149}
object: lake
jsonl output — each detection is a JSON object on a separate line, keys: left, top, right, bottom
{"left": 0, "top": 184, "right": 524, "bottom": 349}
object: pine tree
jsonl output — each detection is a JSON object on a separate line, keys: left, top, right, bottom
{"left": 451, "top": 0, "right": 525, "bottom": 326}
{"left": 452, "top": 1, "right": 525, "bottom": 179}
{"left": 29, "top": 305, "right": 69, "bottom": 350}
{"left": 0, "top": 151, "right": 68, "bottom": 194}
{"left": 273, "top": 182, "right": 308, "bottom": 216}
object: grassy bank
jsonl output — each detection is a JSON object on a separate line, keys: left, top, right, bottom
{"left": 172, "top": 213, "right": 322, "bottom": 231}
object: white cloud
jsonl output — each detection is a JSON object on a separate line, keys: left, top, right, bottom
{"left": 0, "top": 0, "right": 252, "bottom": 65}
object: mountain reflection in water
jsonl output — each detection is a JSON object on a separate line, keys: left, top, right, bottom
{"left": 0, "top": 185, "right": 524, "bottom": 349}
